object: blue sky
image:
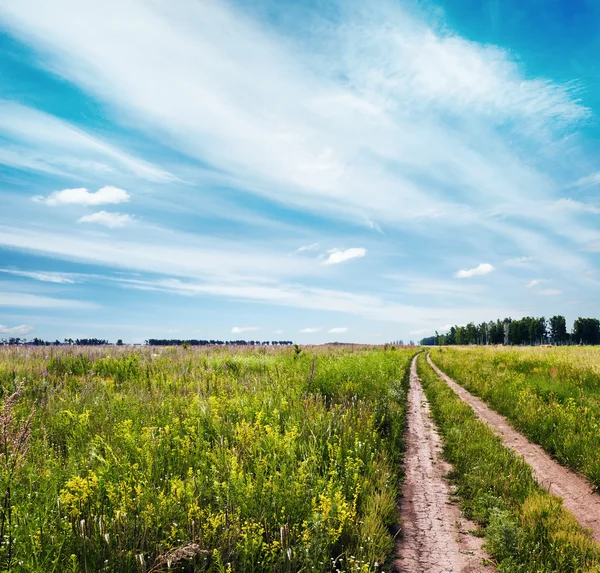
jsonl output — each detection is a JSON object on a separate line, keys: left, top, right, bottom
{"left": 0, "top": 0, "right": 599, "bottom": 343}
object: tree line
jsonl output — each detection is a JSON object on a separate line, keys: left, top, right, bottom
{"left": 0, "top": 337, "right": 294, "bottom": 347}
{"left": 420, "top": 316, "right": 600, "bottom": 346}
{"left": 145, "top": 339, "right": 294, "bottom": 346}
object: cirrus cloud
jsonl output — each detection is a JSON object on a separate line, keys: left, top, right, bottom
{"left": 329, "top": 327, "right": 348, "bottom": 333}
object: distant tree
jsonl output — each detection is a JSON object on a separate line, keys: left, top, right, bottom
{"left": 549, "top": 316, "right": 568, "bottom": 345}
{"left": 116, "top": 339, "right": 124, "bottom": 346}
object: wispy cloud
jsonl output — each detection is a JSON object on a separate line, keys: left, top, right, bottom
{"left": 409, "top": 328, "right": 431, "bottom": 336}
{"left": 552, "top": 198, "right": 600, "bottom": 215}
{"left": 322, "top": 248, "right": 366, "bottom": 266}
{"left": 504, "top": 256, "right": 533, "bottom": 266}
{"left": 78, "top": 211, "right": 132, "bottom": 228}
{"left": 571, "top": 172, "right": 600, "bottom": 188}
{"left": 273, "top": 329, "right": 283, "bottom": 334}
{"left": 0, "top": 292, "right": 97, "bottom": 309}
{"left": 454, "top": 263, "right": 494, "bottom": 279}
{"left": 300, "top": 327, "right": 321, "bottom": 333}
{"left": 538, "top": 288, "right": 563, "bottom": 296}
{"left": 0, "top": 0, "right": 586, "bottom": 240}
{"left": 35, "top": 186, "right": 130, "bottom": 206}
{"left": 0, "top": 324, "right": 34, "bottom": 336}
{"left": 328, "top": 327, "right": 348, "bottom": 333}
{"left": 231, "top": 326, "right": 260, "bottom": 334}
{"left": 0, "top": 269, "right": 77, "bottom": 283}
{"left": 0, "top": 100, "right": 175, "bottom": 182}
{"left": 526, "top": 279, "right": 544, "bottom": 288}
{"left": 294, "top": 243, "right": 320, "bottom": 254}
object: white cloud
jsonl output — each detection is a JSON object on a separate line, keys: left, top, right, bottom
{"left": 322, "top": 248, "right": 366, "bottom": 266}
{"left": 0, "top": 324, "right": 34, "bottom": 336}
{"left": 454, "top": 263, "right": 494, "bottom": 279}
{"left": 438, "top": 324, "right": 453, "bottom": 332}
{"left": 78, "top": 211, "right": 132, "bottom": 228}
{"left": 526, "top": 279, "right": 543, "bottom": 288}
{"left": 329, "top": 327, "right": 348, "bottom": 334}
{"left": 38, "top": 186, "right": 130, "bottom": 206}
{"left": 231, "top": 326, "right": 260, "bottom": 334}
{"left": 273, "top": 329, "right": 284, "bottom": 334}
{"left": 300, "top": 327, "right": 321, "bottom": 333}
{"left": 0, "top": 269, "right": 76, "bottom": 283}
{"left": 538, "top": 289, "right": 563, "bottom": 296}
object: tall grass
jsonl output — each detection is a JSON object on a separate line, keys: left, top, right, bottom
{"left": 0, "top": 345, "right": 414, "bottom": 573}
{"left": 417, "top": 353, "right": 600, "bottom": 572}
{"left": 431, "top": 347, "right": 600, "bottom": 488}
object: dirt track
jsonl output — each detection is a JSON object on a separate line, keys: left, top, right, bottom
{"left": 394, "top": 356, "right": 491, "bottom": 572}
{"left": 428, "top": 353, "right": 600, "bottom": 542}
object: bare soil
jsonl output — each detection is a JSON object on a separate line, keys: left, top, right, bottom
{"left": 428, "top": 353, "right": 600, "bottom": 542}
{"left": 394, "top": 356, "right": 492, "bottom": 572}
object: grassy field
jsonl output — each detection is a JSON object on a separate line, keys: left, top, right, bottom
{"left": 0, "top": 345, "right": 414, "bottom": 573}
{"left": 417, "top": 353, "right": 600, "bottom": 572}
{"left": 430, "top": 346, "right": 600, "bottom": 489}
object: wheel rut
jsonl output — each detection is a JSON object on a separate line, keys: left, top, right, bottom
{"left": 394, "top": 355, "right": 492, "bottom": 572}
{"left": 428, "top": 353, "right": 600, "bottom": 542}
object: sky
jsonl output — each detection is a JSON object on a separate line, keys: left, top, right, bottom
{"left": 0, "top": 0, "right": 599, "bottom": 344}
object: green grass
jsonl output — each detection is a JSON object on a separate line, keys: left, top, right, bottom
{"left": 431, "top": 347, "right": 600, "bottom": 488}
{"left": 417, "top": 353, "right": 600, "bottom": 572}
{"left": 0, "top": 345, "right": 415, "bottom": 573}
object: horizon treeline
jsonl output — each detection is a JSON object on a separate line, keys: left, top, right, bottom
{"left": 0, "top": 337, "right": 295, "bottom": 347}
{"left": 420, "top": 316, "right": 600, "bottom": 346}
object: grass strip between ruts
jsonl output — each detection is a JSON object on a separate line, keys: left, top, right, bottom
{"left": 416, "top": 353, "right": 600, "bottom": 572}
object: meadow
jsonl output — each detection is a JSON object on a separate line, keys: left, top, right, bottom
{"left": 430, "top": 346, "right": 600, "bottom": 489}
{"left": 0, "top": 344, "right": 414, "bottom": 573}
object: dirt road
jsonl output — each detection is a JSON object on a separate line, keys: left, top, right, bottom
{"left": 394, "top": 356, "right": 491, "bottom": 572}
{"left": 428, "top": 353, "right": 600, "bottom": 542}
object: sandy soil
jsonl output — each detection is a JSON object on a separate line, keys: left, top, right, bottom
{"left": 428, "top": 353, "right": 600, "bottom": 542}
{"left": 394, "top": 356, "right": 492, "bottom": 572}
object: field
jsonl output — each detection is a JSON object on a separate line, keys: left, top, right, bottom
{"left": 4, "top": 343, "right": 600, "bottom": 572}
{"left": 0, "top": 345, "right": 414, "bottom": 573}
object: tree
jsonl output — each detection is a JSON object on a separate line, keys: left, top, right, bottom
{"left": 549, "top": 316, "right": 567, "bottom": 345}
{"left": 116, "top": 339, "right": 124, "bottom": 346}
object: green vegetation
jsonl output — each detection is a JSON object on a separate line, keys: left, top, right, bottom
{"left": 417, "top": 353, "right": 600, "bottom": 572}
{"left": 420, "top": 315, "right": 600, "bottom": 346}
{"left": 431, "top": 346, "right": 600, "bottom": 489}
{"left": 0, "top": 345, "right": 414, "bottom": 573}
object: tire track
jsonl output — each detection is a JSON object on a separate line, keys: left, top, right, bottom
{"left": 428, "top": 353, "right": 600, "bottom": 542}
{"left": 394, "top": 355, "right": 491, "bottom": 572}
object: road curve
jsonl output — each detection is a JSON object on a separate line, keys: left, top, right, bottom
{"left": 428, "top": 353, "right": 600, "bottom": 542}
